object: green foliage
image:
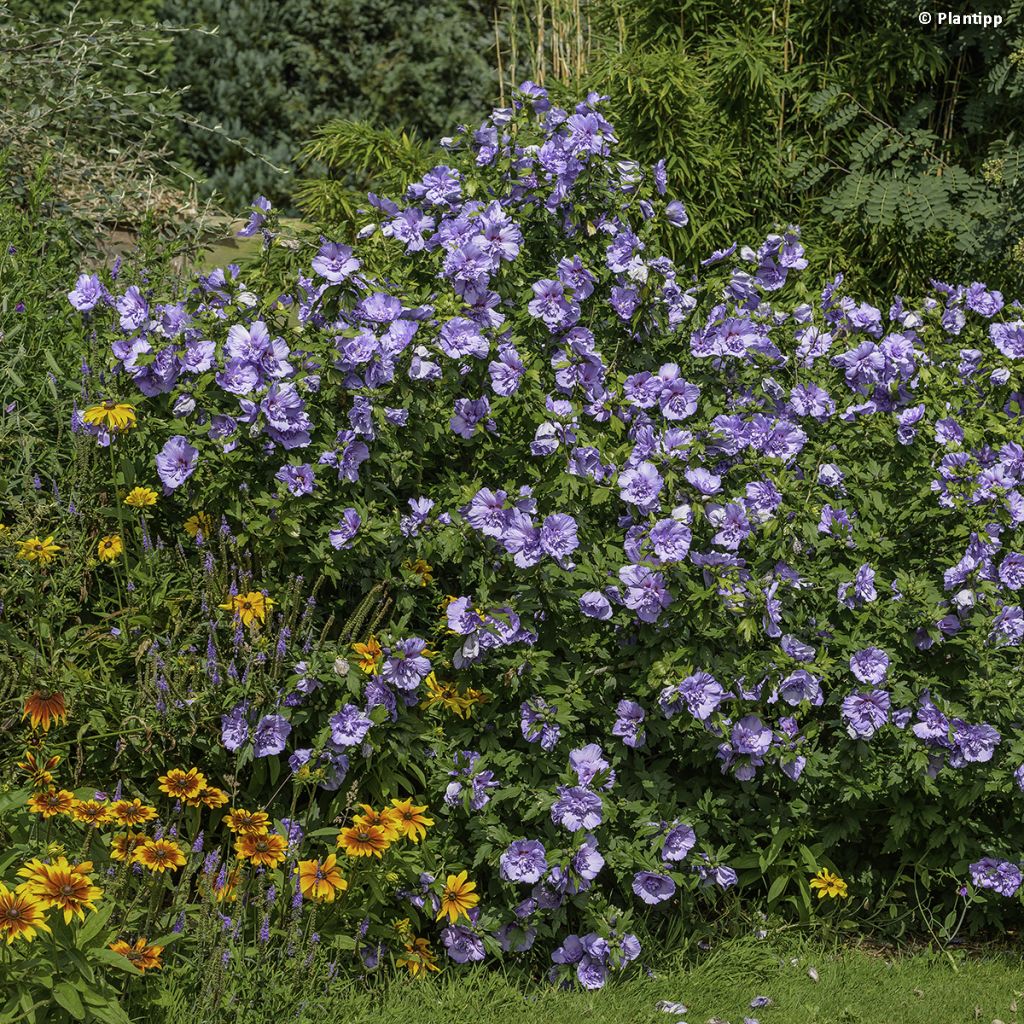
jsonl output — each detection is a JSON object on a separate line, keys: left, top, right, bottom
{"left": 162, "top": 0, "right": 499, "bottom": 210}
{"left": 509, "top": 0, "right": 1024, "bottom": 295}
{"left": 0, "top": 2, "right": 196, "bottom": 237}
{"left": 294, "top": 120, "right": 441, "bottom": 233}
{"left": 5, "top": 26, "right": 1024, "bottom": 1014}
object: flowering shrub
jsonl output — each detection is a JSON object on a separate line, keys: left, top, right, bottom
{"left": 3, "top": 84, "right": 1024, "bottom": 1001}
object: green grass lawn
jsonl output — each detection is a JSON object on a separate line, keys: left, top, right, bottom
{"left": 354, "top": 940, "right": 1022, "bottom": 1024}
{"left": 152, "top": 937, "right": 1024, "bottom": 1024}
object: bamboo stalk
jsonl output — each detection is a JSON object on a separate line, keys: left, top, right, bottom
{"left": 535, "top": 0, "right": 546, "bottom": 86}
{"left": 509, "top": 0, "right": 519, "bottom": 91}
{"left": 495, "top": 3, "right": 506, "bottom": 105}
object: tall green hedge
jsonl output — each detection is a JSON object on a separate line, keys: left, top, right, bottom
{"left": 161, "top": 0, "right": 499, "bottom": 210}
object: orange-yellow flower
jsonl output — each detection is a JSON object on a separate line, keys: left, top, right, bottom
{"left": 157, "top": 767, "right": 207, "bottom": 801}
{"left": 421, "top": 673, "right": 481, "bottom": 718}
{"left": 396, "top": 936, "right": 439, "bottom": 977}
{"left": 183, "top": 512, "right": 212, "bottom": 538}
{"left": 809, "top": 868, "right": 849, "bottom": 900}
{"left": 0, "top": 883, "right": 50, "bottom": 944}
{"left": 134, "top": 838, "right": 186, "bottom": 873}
{"left": 352, "top": 804, "right": 401, "bottom": 841}
{"left": 336, "top": 824, "right": 390, "bottom": 859}
{"left": 296, "top": 854, "right": 347, "bottom": 902}
{"left": 219, "top": 591, "right": 274, "bottom": 628}
{"left": 16, "top": 750, "right": 61, "bottom": 788}
{"left": 124, "top": 486, "right": 158, "bottom": 509}
{"left": 390, "top": 799, "right": 434, "bottom": 843}
{"left": 97, "top": 535, "right": 123, "bottom": 562}
{"left": 18, "top": 536, "right": 61, "bottom": 565}
{"left": 402, "top": 558, "right": 434, "bottom": 587}
{"left": 27, "top": 787, "right": 75, "bottom": 819}
{"left": 83, "top": 401, "right": 137, "bottom": 432}
{"left": 110, "top": 799, "right": 158, "bottom": 827}
{"left": 22, "top": 691, "right": 67, "bottom": 732}
{"left": 13, "top": 858, "right": 49, "bottom": 891}
{"left": 462, "top": 687, "right": 486, "bottom": 712}
{"left": 109, "top": 936, "right": 163, "bottom": 972}
{"left": 110, "top": 833, "right": 147, "bottom": 863}
{"left": 211, "top": 867, "right": 241, "bottom": 903}
{"left": 197, "top": 786, "right": 229, "bottom": 809}
{"left": 223, "top": 808, "right": 270, "bottom": 836}
{"left": 71, "top": 799, "right": 113, "bottom": 828}
{"left": 19, "top": 857, "right": 101, "bottom": 924}
{"left": 351, "top": 637, "right": 382, "bottom": 674}
{"left": 235, "top": 832, "right": 287, "bottom": 868}
{"left": 436, "top": 870, "right": 479, "bottom": 924}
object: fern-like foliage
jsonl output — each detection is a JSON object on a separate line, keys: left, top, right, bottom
{"left": 793, "top": 84, "right": 1013, "bottom": 290}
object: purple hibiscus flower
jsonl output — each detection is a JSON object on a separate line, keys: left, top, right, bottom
{"left": 328, "top": 508, "right": 361, "bottom": 549}
{"left": 777, "top": 669, "right": 822, "bottom": 707}
{"left": 311, "top": 241, "right": 359, "bottom": 283}
{"left": 441, "top": 925, "right": 486, "bottom": 963}
{"left": 579, "top": 591, "right": 613, "bottom": 620}
{"left": 572, "top": 837, "right": 605, "bottom": 883}
{"left": 451, "top": 396, "right": 491, "bottom": 438}
{"left": 221, "top": 702, "right": 249, "bottom": 752}
{"left": 252, "top": 714, "right": 291, "bottom": 758}
{"left": 841, "top": 689, "right": 890, "bottom": 739}
{"left": 618, "top": 461, "right": 664, "bottom": 511}
{"left": 381, "top": 638, "right": 431, "bottom": 691}
{"left": 611, "top": 700, "right": 646, "bottom": 749}
{"left": 969, "top": 858, "right": 1022, "bottom": 897}
{"left": 632, "top": 871, "right": 676, "bottom": 905}
{"left": 156, "top": 435, "right": 198, "bottom": 491}
{"left": 438, "top": 317, "right": 490, "bottom": 359}
{"left": 619, "top": 564, "right": 673, "bottom": 623}
{"left": 328, "top": 704, "right": 372, "bottom": 747}
{"left": 551, "top": 786, "right": 603, "bottom": 832}
{"left": 650, "top": 518, "right": 692, "bottom": 561}
{"left": 521, "top": 698, "right": 561, "bottom": 751}
{"left": 849, "top": 646, "right": 890, "bottom": 685}
{"left": 539, "top": 513, "right": 579, "bottom": 566}
{"left": 500, "top": 840, "right": 548, "bottom": 884}
{"left": 68, "top": 273, "right": 103, "bottom": 311}
{"left": 661, "top": 671, "right": 728, "bottom": 720}
{"left": 661, "top": 823, "right": 697, "bottom": 863}
{"left": 275, "top": 463, "right": 315, "bottom": 497}
{"left": 731, "top": 715, "right": 773, "bottom": 756}
{"left": 569, "top": 744, "right": 614, "bottom": 790}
